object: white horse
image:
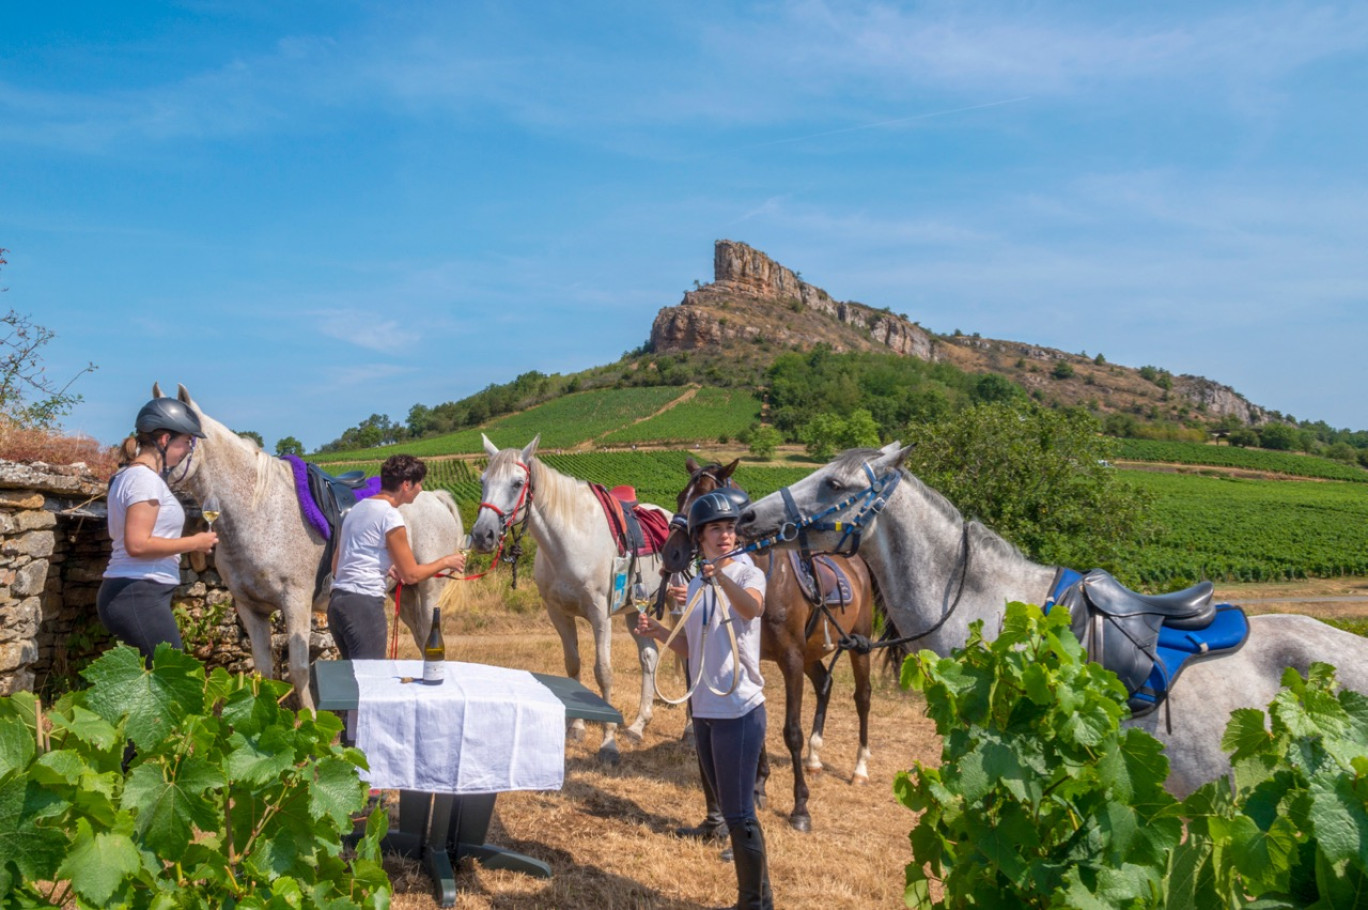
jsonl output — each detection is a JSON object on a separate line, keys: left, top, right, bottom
{"left": 469, "top": 434, "right": 667, "bottom": 763}
{"left": 152, "top": 384, "right": 464, "bottom": 711}
{"left": 737, "top": 441, "right": 1368, "bottom": 797}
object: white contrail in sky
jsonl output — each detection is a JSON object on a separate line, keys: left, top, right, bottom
{"left": 742, "top": 96, "right": 1032, "bottom": 149}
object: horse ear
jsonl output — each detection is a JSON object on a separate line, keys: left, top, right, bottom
{"left": 482, "top": 434, "right": 500, "bottom": 458}
{"left": 177, "top": 384, "right": 196, "bottom": 407}
{"left": 522, "top": 434, "right": 541, "bottom": 461}
{"left": 720, "top": 459, "right": 740, "bottom": 479}
{"left": 873, "top": 440, "right": 910, "bottom": 471}
{"left": 685, "top": 456, "right": 701, "bottom": 473}
{"left": 152, "top": 382, "right": 164, "bottom": 398}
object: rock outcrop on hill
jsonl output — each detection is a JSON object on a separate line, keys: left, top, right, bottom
{"left": 649, "top": 239, "right": 1266, "bottom": 425}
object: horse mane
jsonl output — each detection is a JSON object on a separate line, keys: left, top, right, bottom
{"left": 830, "top": 447, "right": 1026, "bottom": 564}
{"left": 526, "top": 454, "right": 590, "bottom": 527}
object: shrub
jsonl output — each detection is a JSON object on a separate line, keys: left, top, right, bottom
{"left": 0, "top": 645, "right": 391, "bottom": 907}
{"left": 897, "top": 603, "right": 1368, "bottom": 908}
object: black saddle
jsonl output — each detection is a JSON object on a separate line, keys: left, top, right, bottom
{"left": 305, "top": 464, "right": 370, "bottom": 601}
{"left": 1054, "top": 569, "right": 1217, "bottom": 714}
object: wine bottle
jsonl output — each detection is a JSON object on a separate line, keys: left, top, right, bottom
{"left": 422, "top": 607, "right": 446, "bottom": 685}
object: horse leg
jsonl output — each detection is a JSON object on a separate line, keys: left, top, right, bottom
{"left": 781, "top": 652, "right": 812, "bottom": 832}
{"left": 850, "top": 648, "right": 872, "bottom": 786}
{"left": 755, "top": 744, "right": 770, "bottom": 811}
{"left": 546, "top": 606, "right": 587, "bottom": 743}
{"left": 588, "top": 608, "right": 620, "bottom": 765}
{"left": 623, "top": 609, "right": 658, "bottom": 742}
{"left": 235, "top": 598, "right": 276, "bottom": 678}
{"left": 803, "top": 659, "right": 834, "bottom": 775}
{"left": 283, "top": 595, "right": 315, "bottom": 714}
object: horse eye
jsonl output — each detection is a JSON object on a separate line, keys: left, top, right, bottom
{"left": 825, "top": 477, "right": 844, "bottom": 492}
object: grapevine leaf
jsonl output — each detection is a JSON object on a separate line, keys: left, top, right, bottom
{"left": 226, "top": 726, "right": 297, "bottom": 786}
{"left": 1222, "top": 707, "right": 1272, "bottom": 760}
{"left": 122, "top": 756, "right": 225, "bottom": 855}
{"left": 0, "top": 774, "right": 68, "bottom": 883}
{"left": 58, "top": 817, "right": 142, "bottom": 905}
{"left": 81, "top": 645, "right": 206, "bottom": 749}
{"left": 308, "top": 755, "right": 367, "bottom": 828}
{"left": 49, "top": 704, "right": 122, "bottom": 754}
{"left": 0, "top": 714, "right": 35, "bottom": 775}
{"left": 1314, "top": 848, "right": 1368, "bottom": 910}
{"left": 1308, "top": 773, "right": 1368, "bottom": 867}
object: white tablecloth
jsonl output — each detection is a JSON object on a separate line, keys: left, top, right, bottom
{"left": 352, "top": 660, "right": 566, "bottom": 794}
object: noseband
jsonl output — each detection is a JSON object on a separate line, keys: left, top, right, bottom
{"left": 476, "top": 459, "right": 534, "bottom": 587}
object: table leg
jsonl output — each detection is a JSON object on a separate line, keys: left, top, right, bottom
{"left": 448, "top": 792, "right": 553, "bottom": 879}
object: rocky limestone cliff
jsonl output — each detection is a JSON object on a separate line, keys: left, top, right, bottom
{"left": 652, "top": 240, "right": 938, "bottom": 360}
{"left": 649, "top": 240, "right": 1267, "bottom": 426}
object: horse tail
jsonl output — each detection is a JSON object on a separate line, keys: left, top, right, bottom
{"left": 868, "top": 574, "right": 910, "bottom": 676}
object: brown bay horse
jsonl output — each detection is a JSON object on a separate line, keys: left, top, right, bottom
{"left": 661, "top": 458, "right": 875, "bottom": 832}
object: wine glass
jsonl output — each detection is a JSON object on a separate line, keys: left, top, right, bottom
{"left": 632, "top": 580, "right": 649, "bottom": 609}
{"left": 202, "top": 495, "right": 221, "bottom": 530}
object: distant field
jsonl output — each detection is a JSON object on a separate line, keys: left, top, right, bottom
{"left": 1113, "top": 438, "right": 1368, "bottom": 483}
{"left": 598, "top": 387, "right": 761, "bottom": 446}
{"left": 1113, "top": 471, "right": 1368, "bottom": 589}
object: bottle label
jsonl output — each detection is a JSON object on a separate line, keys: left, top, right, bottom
{"left": 423, "top": 659, "right": 445, "bottom": 684}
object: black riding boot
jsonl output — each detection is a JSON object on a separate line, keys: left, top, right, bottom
{"left": 727, "top": 819, "right": 773, "bottom": 910}
{"left": 676, "top": 748, "right": 727, "bottom": 842}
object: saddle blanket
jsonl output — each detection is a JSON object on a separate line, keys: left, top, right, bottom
{"left": 353, "top": 659, "right": 566, "bottom": 794}
{"left": 788, "top": 551, "right": 855, "bottom": 607}
{"left": 282, "top": 454, "right": 381, "bottom": 540}
{"left": 590, "top": 483, "right": 670, "bottom": 556}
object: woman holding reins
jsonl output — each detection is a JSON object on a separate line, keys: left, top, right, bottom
{"left": 636, "top": 490, "right": 773, "bottom": 910}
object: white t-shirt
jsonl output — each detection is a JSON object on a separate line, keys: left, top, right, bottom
{"left": 332, "top": 497, "right": 407, "bottom": 598}
{"left": 682, "top": 559, "right": 768, "bottom": 720}
{"left": 104, "top": 465, "right": 186, "bottom": 585}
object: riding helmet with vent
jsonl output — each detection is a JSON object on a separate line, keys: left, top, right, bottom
{"left": 715, "top": 485, "right": 751, "bottom": 514}
{"left": 135, "top": 398, "right": 206, "bottom": 438}
{"left": 688, "top": 490, "right": 740, "bottom": 537}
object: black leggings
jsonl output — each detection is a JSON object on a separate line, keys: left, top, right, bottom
{"left": 97, "top": 577, "right": 183, "bottom": 662}
{"left": 327, "top": 589, "right": 388, "bottom": 660}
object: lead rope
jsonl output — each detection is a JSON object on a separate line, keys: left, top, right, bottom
{"left": 651, "top": 576, "right": 741, "bottom": 705}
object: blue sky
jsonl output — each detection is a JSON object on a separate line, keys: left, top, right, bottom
{"left": 3, "top": 1, "right": 1365, "bottom": 451}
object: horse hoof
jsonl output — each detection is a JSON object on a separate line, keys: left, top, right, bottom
{"left": 596, "top": 747, "right": 621, "bottom": 766}
{"left": 851, "top": 774, "right": 869, "bottom": 786}
{"left": 567, "top": 726, "right": 587, "bottom": 743}
{"left": 804, "top": 763, "right": 823, "bottom": 776}
{"left": 622, "top": 727, "right": 644, "bottom": 745}
{"left": 788, "top": 814, "right": 812, "bottom": 833}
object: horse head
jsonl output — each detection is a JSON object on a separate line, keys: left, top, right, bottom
{"left": 661, "top": 457, "right": 741, "bottom": 573}
{"left": 738, "top": 441, "right": 911, "bottom": 553}
{"left": 469, "top": 433, "right": 539, "bottom": 553}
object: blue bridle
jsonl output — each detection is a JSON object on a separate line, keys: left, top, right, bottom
{"left": 737, "top": 460, "right": 903, "bottom": 559}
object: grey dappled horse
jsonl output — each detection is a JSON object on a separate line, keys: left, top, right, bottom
{"left": 469, "top": 434, "right": 667, "bottom": 763}
{"left": 155, "top": 384, "right": 464, "bottom": 712}
{"left": 737, "top": 441, "right": 1368, "bottom": 797}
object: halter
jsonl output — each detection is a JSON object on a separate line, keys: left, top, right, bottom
{"left": 476, "top": 459, "right": 534, "bottom": 588}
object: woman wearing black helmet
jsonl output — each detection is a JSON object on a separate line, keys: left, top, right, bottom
{"left": 636, "top": 490, "right": 773, "bottom": 909}
{"left": 98, "top": 398, "right": 219, "bottom": 661}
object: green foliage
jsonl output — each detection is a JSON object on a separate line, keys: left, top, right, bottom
{"left": 746, "top": 425, "right": 782, "bottom": 460}
{"left": 1174, "top": 663, "right": 1368, "bottom": 906}
{"left": 0, "top": 300, "right": 97, "bottom": 429}
{"left": 1051, "top": 360, "right": 1075, "bottom": 380}
{"left": 598, "top": 387, "right": 761, "bottom": 445}
{"left": 898, "top": 604, "right": 1368, "bottom": 908}
{"left": 275, "top": 435, "right": 304, "bottom": 456}
{"left": 0, "top": 645, "right": 390, "bottom": 908}
{"left": 896, "top": 603, "right": 1182, "bottom": 908}
{"left": 906, "top": 403, "right": 1155, "bottom": 570}
{"left": 236, "top": 429, "right": 265, "bottom": 448}
{"left": 1259, "top": 423, "right": 1300, "bottom": 452}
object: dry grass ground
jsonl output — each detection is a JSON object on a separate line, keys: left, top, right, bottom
{"left": 371, "top": 575, "right": 1368, "bottom": 908}
{"left": 378, "top": 576, "right": 937, "bottom": 909}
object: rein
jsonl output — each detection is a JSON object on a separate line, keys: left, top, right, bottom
{"left": 476, "top": 459, "right": 534, "bottom": 589}
{"left": 651, "top": 571, "right": 742, "bottom": 705}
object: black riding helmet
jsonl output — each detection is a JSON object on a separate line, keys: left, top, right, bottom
{"left": 687, "top": 489, "right": 742, "bottom": 538}
{"left": 135, "top": 398, "right": 205, "bottom": 439}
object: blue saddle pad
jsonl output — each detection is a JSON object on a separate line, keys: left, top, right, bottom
{"left": 1129, "top": 603, "right": 1250, "bottom": 715}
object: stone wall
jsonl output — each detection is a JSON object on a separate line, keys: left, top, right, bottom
{"left": 0, "top": 460, "right": 336, "bottom": 698}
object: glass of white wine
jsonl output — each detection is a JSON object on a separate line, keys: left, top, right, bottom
{"left": 202, "top": 495, "right": 221, "bottom": 530}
